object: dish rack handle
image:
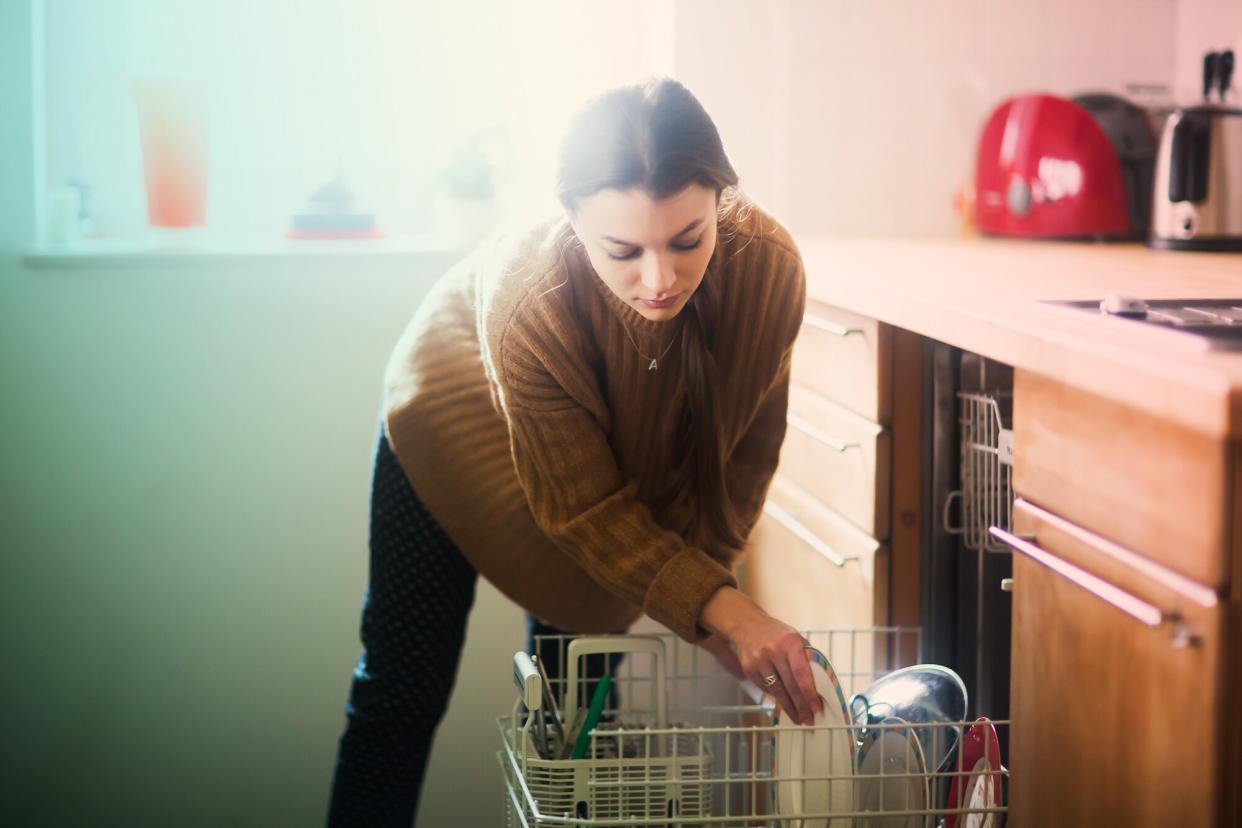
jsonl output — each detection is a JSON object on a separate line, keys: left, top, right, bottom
{"left": 942, "top": 489, "right": 965, "bottom": 535}
{"left": 564, "top": 636, "right": 668, "bottom": 732}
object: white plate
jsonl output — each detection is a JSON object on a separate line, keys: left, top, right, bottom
{"left": 856, "top": 716, "right": 929, "bottom": 828}
{"left": 774, "top": 648, "right": 856, "bottom": 828}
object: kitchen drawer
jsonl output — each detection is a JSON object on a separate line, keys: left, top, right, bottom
{"left": 996, "top": 498, "right": 1225, "bottom": 827}
{"left": 743, "top": 485, "right": 880, "bottom": 641}
{"left": 779, "top": 383, "right": 890, "bottom": 539}
{"left": 1012, "top": 369, "right": 1229, "bottom": 589}
{"left": 790, "top": 299, "right": 891, "bottom": 423}
{"left": 764, "top": 474, "right": 881, "bottom": 568}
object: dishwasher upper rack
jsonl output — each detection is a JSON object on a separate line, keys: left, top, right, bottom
{"left": 945, "top": 389, "right": 1015, "bottom": 554}
{"left": 499, "top": 626, "right": 1010, "bottom": 827}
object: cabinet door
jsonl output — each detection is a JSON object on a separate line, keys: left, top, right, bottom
{"left": 780, "top": 384, "right": 890, "bottom": 539}
{"left": 1001, "top": 499, "right": 1224, "bottom": 827}
{"left": 1013, "top": 369, "right": 1228, "bottom": 588}
{"left": 791, "top": 299, "right": 891, "bottom": 423}
{"left": 742, "top": 502, "right": 878, "bottom": 634}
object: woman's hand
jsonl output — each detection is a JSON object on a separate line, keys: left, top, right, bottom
{"left": 698, "top": 631, "right": 745, "bottom": 681}
{"left": 698, "top": 586, "right": 824, "bottom": 726}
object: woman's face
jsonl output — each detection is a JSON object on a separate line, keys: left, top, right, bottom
{"left": 567, "top": 183, "right": 718, "bottom": 322}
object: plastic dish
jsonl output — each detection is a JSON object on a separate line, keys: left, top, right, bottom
{"left": 856, "top": 715, "right": 930, "bottom": 828}
{"left": 944, "top": 717, "right": 1003, "bottom": 828}
{"left": 774, "top": 648, "right": 856, "bottom": 827}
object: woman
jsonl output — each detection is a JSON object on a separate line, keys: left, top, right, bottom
{"left": 327, "top": 77, "right": 821, "bottom": 826}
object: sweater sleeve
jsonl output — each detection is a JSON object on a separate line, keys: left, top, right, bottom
{"left": 496, "top": 331, "right": 736, "bottom": 643}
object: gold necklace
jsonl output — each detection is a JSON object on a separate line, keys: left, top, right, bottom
{"left": 620, "top": 320, "right": 681, "bottom": 371}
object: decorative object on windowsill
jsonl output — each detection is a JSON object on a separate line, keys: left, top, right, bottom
{"left": 434, "top": 127, "right": 506, "bottom": 246}
{"left": 287, "top": 160, "right": 383, "bottom": 240}
{"left": 45, "top": 185, "right": 81, "bottom": 245}
{"left": 45, "top": 180, "right": 101, "bottom": 247}
{"left": 131, "top": 76, "right": 211, "bottom": 229}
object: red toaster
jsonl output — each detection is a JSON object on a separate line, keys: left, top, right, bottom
{"left": 974, "top": 93, "right": 1156, "bottom": 240}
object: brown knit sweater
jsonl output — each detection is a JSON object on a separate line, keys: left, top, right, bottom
{"left": 382, "top": 197, "right": 806, "bottom": 643}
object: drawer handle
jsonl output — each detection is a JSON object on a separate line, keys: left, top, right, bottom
{"left": 787, "top": 413, "right": 860, "bottom": 453}
{"left": 988, "top": 526, "right": 1197, "bottom": 647}
{"left": 1014, "top": 497, "right": 1218, "bottom": 609}
{"left": 763, "top": 501, "right": 858, "bottom": 567}
{"left": 803, "top": 313, "right": 863, "bottom": 337}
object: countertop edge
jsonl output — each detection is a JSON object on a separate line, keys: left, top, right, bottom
{"left": 797, "top": 237, "right": 1240, "bottom": 437}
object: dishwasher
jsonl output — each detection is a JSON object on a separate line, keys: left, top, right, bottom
{"left": 496, "top": 343, "right": 1018, "bottom": 826}
{"left": 929, "top": 345, "right": 1016, "bottom": 765}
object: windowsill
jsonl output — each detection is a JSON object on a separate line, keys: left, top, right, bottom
{"left": 22, "top": 232, "right": 474, "bottom": 269}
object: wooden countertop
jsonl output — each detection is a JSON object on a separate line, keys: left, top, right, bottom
{"left": 796, "top": 236, "right": 1242, "bottom": 437}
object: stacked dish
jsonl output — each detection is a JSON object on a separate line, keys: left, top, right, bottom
{"left": 856, "top": 716, "right": 930, "bottom": 827}
{"left": 774, "top": 656, "right": 1004, "bottom": 826}
{"left": 944, "top": 718, "right": 1003, "bottom": 828}
{"left": 849, "top": 664, "right": 968, "bottom": 776}
{"left": 773, "top": 648, "right": 856, "bottom": 827}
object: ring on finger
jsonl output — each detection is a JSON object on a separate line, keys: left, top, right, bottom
{"left": 762, "top": 674, "right": 779, "bottom": 687}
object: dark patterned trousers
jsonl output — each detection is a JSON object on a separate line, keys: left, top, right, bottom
{"left": 326, "top": 425, "right": 623, "bottom": 827}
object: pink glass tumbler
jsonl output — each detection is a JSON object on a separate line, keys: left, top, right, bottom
{"left": 131, "top": 77, "right": 210, "bottom": 228}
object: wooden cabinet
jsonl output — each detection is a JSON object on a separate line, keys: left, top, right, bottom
{"left": 754, "top": 321, "right": 1241, "bottom": 823}
{"left": 1013, "top": 371, "right": 1229, "bottom": 588}
{"left": 743, "top": 302, "right": 921, "bottom": 635}
{"left": 779, "top": 236, "right": 1242, "bottom": 825}
{"left": 1005, "top": 498, "right": 1223, "bottom": 826}
{"left": 1003, "top": 369, "right": 1238, "bottom": 827}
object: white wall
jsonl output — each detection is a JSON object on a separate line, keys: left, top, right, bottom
{"left": 1, "top": 1, "right": 37, "bottom": 249}
{"left": 1174, "top": 0, "right": 1242, "bottom": 101}
{"left": 0, "top": 248, "right": 533, "bottom": 827}
{"left": 675, "top": 0, "right": 1183, "bottom": 238}
{"left": 0, "top": 249, "right": 674, "bottom": 828}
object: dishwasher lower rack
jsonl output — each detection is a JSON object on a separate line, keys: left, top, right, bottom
{"left": 498, "top": 627, "right": 1010, "bottom": 827}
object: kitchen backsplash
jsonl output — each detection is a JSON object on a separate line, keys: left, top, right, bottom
{"left": 676, "top": 0, "right": 1236, "bottom": 238}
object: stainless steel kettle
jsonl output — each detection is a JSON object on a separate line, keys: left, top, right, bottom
{"left": 1150, "top": 50, "right": 1242, "bottom": 251}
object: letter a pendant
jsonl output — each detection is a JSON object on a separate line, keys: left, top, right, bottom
{"left": 648, "top": 359, "right": 658, "bottom": 371}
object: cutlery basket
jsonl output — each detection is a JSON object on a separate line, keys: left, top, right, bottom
{"left": 499, "top": 722, "right": 714, "bottom": 825}
{"left": 499, "top": 634, "right": 713, "bottom": 826}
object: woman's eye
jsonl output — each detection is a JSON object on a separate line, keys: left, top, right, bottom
{"left": 604, "top": 239, "right": 700, "bottom": 261}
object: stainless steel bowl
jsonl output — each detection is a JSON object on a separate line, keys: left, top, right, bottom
{"left": 849, "top": 664, "right": 968, "bottom": 773}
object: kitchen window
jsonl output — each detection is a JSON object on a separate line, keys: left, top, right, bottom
{"left": 37, "top": 0, "right": 674, "bottom": 249}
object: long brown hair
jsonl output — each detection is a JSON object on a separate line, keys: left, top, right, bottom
{"left": 556, "top": 78, "right": 747, "bottom": 554}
